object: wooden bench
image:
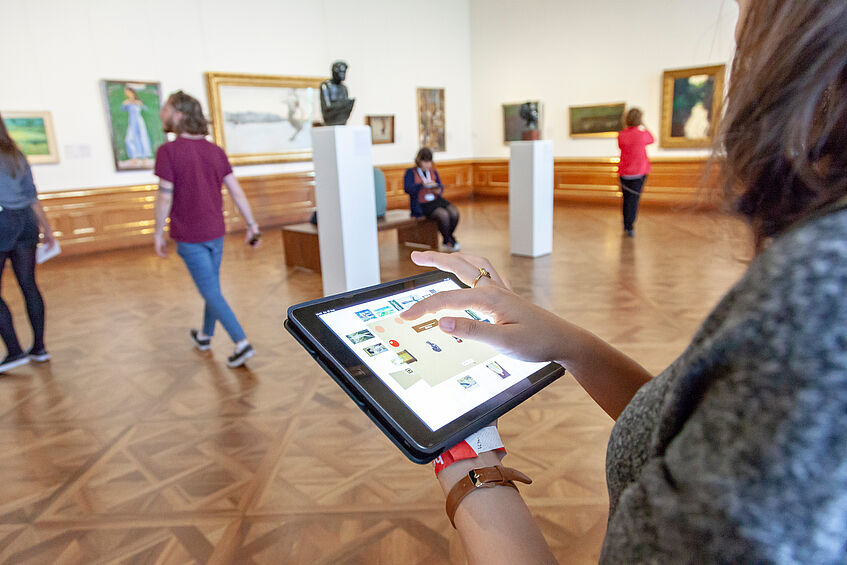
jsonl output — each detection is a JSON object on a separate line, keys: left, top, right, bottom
{"left": 281, "top": 209, "right": 439, "bottom": 272}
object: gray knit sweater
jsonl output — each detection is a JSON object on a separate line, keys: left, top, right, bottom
{"left": 601, "top": 207, "right": 847, "bottom": 564}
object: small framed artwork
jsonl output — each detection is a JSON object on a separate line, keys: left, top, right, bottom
{"left": 568, "top": 103, "right": 626, "bottom": 138}
{"left": 660, "top": 64, "right": 726, "bottom": 148}
{"left": 102, "top": 79, "right": 165, "bottom": 171}
{"left": 502, "top": 101, "right": 543, "bottom": 143}
{"left": 2, "top": 111, "right": 59, "bottom": 164}
{"left": 206, "top": 72, "right": 325, "bottom": 166}
{"left": 416, "top": 88, "right": 445, "bottom": 152}
{"left": 365, "top": 115, "right": 395, "bottom": 144}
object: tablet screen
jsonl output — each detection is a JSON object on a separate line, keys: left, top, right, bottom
{"left": 316, "top": 276, "right": 549, "bottom": 431}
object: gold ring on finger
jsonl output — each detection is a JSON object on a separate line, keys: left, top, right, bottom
{"left": 472, "top": 267, "right": 491, "bottom": 288}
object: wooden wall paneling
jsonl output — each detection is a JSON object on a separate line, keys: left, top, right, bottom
{"left": 472, "top": 158, "right": 715, "bottom": 207}
{"left": 39, "top": 185, "right": 158, "bottom": 256}
{"left": 230, "top": 172, "right": 317, "bottom": 229}
{"left": 36, "top": 158, "right": 711, "bottom": 258}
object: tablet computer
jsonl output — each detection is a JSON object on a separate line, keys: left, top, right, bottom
{"left": 285, "top": 270, "right": 564, "bottom": 463}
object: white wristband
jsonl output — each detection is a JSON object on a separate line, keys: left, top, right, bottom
{"left": 464, "top": 425, "right": 504, "bottom": 455}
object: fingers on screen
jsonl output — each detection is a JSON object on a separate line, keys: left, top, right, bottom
{"left": 409, "top": 251, "right": 506, "bottom": 288}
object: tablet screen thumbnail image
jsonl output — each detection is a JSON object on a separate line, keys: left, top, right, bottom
{"left": 317, "top": 278, "right": 548, "bottom": 431}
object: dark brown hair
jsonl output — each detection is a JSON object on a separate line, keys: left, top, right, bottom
{"left": 0, "top": 113, "right": 26, "bottom": 178}
{"left": 168, "top": 91, "right": 209, "bottom": 135}
{"left": 624, "top": 108, "right": 643, "bottom": 128}
{"left": 415, "top": 147, "right": 433, "bottom": 167}
{"left": 719, "top": 1, "right": 847, "bottom": 244}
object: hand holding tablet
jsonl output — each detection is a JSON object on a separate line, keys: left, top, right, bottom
{"left": 285, "top": 261, "right": 564, "bottom": 463}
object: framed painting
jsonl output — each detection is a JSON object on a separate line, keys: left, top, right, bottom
{"left": 365, "top": 115, "right": 395, "bottom": 144}
{"left": 206, "top": 72, "right": 325, "bottom": 166}
{"left": 569, "top": 102, "right": 626, "bottom": 138}
{"left": 416, "top": 88, "right": 445, "bottom": 152}
{"left": 660, "top": 64, "right": 725, "bottom": 148}
{"left": 503, "top": 101, "right": 542, "bottom": 143}
{"left": 2, "top": 111, "right": 59, "bottom": 164}
{"left": 102, "top": 80, "right": 165, "bottom": 171}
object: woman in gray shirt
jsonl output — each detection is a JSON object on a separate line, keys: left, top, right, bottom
{"left": 0, "top": 114, "right": 57, "bottom": 373}
{"left": 400, "top": 0, "right": 847, "bottom": 562}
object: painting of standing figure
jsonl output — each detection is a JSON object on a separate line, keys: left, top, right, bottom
{"left": 660, "top": 64, "right": 725, "bottom": 148}
{"left": 102, "top": 80, "right": 165, "bottom": 170}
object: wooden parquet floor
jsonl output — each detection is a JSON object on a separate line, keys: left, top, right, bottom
{"left": 0, "top": 200, "right": 750, "bottom": 564}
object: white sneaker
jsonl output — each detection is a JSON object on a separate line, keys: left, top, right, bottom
{"left": 452, "top": 241, "right": 461, "bottom": 251}
{"left": 441, "top": 243, "right": 455, "bottom": 252}
{"left": 227, "top": 344, "right": 255, "bottom": 367}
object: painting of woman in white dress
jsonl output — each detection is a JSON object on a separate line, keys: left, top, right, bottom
{"left": 102, "top": 80, "right": 165, "bottom": 170}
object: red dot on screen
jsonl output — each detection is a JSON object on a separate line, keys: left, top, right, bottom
{"left": 389, "top": 340, "right": 399, "bottom": 347}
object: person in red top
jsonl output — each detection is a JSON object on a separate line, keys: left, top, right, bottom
{"left": 153, "top": 91, "right": 261, "bottom": 368}
{"left": 617, "top": 108, "right": 654, "bottom": 236}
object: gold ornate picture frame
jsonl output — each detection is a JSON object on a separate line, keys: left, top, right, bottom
{"left": 205, "top": 72, "right": 325, "bottom": 165}
{"left": 660, "top": 64, "right": 725, "bottom": 148}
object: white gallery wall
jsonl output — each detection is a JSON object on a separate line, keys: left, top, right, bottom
{"left": 1, "top": 0, "right": 741, "bottom": 193}
{"left": 0, "top": 0, "right": 473, "bottom": 192}
{"left": 468, "top": 0, "right": 739, "bottom": 158}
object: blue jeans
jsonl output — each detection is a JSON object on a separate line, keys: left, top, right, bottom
{"left": 176, "top": 237, "right": 246, "bottom": 342}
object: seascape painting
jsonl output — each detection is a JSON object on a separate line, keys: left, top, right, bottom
{"left": 219, "top": 85, "right": 315, "bottom": 155}
{"left": 206, "top": 73, "right": 324, "bottom": 165}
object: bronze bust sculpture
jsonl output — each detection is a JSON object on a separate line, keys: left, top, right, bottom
{"left": 519, "top": 102, "right": 539, "bottom": 130}
{"left": 320, "top": 61, "right": 355, "bottom": 126}
{"left": 519, "top": 101, "right": 540, "bottom": 140}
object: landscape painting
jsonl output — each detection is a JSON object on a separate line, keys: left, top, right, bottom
{"left": 206, "top": 72, "right": 325, "bottom": 165}
{"left": 3, "top": 111, "right": 59, "bottom": 164}
{"left": 569, "top": 103, "right": 625, "bottom": 138}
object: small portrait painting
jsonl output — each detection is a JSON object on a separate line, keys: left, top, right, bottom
{"left": 365, "top": 115, "right": 395, "bottom": 144}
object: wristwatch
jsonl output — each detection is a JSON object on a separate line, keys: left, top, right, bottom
{"left": 445, "top": 465, "right": 532, "bottom": 528}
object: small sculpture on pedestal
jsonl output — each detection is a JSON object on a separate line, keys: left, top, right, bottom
{"left": 320, "top": 61, "right": 355, "bottom": 126}
{"left": 520, "top": 101, "right": 540, "bottom": 140}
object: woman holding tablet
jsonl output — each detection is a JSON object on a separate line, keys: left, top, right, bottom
{"left": 400, "top": 1, "right": 847, "bottom": 562}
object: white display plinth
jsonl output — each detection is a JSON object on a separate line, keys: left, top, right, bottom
{"left": 312, "top": 126, "right": 380, "bottom": 296}
{"left": 509, "top": 140, "right": 554, "bottom": 257}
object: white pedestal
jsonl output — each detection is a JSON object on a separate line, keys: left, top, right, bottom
{"left": 312, "top": 126, "right": 380, "bottom": 296}
{"left": 509, "top": 140, "right": 554, "bottom": 257}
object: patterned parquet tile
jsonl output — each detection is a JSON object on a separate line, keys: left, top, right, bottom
{"left": 0, "top": 200, "right": 749, "bottom": 563}
{"left": 0, "top": 521, "right": 234, "bottom": 564}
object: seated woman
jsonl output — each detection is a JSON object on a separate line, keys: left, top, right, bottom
{"left": 404, "top": 148, "right": 460, "bottom": 251}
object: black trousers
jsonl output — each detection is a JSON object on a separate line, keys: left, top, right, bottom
{"left": 420, "top": 197, "right": 460, "bottom": 245}
{"left": 620, "top": 175, "right": 647, "bottom": 232}
{"left": 0, "top": 208, "right": 44, "bottom": 356}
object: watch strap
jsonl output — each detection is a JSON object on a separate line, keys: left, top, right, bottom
{"left": 445, "top": 465, "right": 532, "bottom": 528}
